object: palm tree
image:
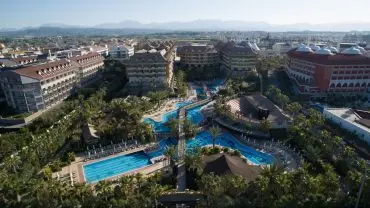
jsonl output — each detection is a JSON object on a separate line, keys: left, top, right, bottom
{"left": 95, "top": 180, "right": 112, "bottom": 202}
{"left": 184, "top": 150, "right": 203, "bottom": 175}
{"left": 209, "top": 126, "right": 221, "bottom": 148}
{"left": 164, "top": 145, "right": 177, "bottom": 168}
{"left": 4, "top": 154, "right": 21, "bottom": 173}
{"left": 224, "top": 175, "right": 247, "bottom": 202}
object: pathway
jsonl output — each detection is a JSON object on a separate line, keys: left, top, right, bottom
{"left": 175, "top": 98, "right": 212, "bottom": 191}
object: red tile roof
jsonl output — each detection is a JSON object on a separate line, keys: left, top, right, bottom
{"left": 70, "top": 52, "right": 100, "bottom": 62}
{"left": 14, "top": 59, "right": 77, "bottom": 80}
{"left": 11, "top": 55, "right": 38, "bottom": 63}
{"left": 287, "top": 49, "right": 370, "bottom": 65}
{"left": 70, "top": 52, "right": 104, "bottom": 67}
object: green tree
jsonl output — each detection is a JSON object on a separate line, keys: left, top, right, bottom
{"left": 286, "top": 102, "right": 302, "bottom": 117}
{"left": 95, "top": 180, "right": 113, "bottom": 202}
{"left": 259, "top": 118, "right": 272, "bottom": 132}
{"left": 164, "top": 145, "right": 177, "bottom": 168}
{"left": 209, "top": 126, "right": 221, "bottom": 148}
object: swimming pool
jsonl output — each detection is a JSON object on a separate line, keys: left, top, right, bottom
{"left": 83, "top": 151, "right": 151, "bottom": 183}
{"left": 207, "top": 79, "right": 224, "bottom": 92}
{"left": 83, "top": 131, "right": 273, "bottom": 183}
{"left": 148, "top": 131, "right": 272, "bottom": 165}
{"left": 196, "top": 88, "right": 207, "bottom": 99}
{"left": 143, "top": 101, "right": 204, "bottom": 133}
{"left": 187, "top": 131, "right": 273, "bottom": 165}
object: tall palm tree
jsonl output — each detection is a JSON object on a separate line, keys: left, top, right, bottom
{"left": 164, "top": 145, "right": 177, "bottom": 168}
{"left": 209, "top": 126, "right": 221, "bottom": 148}
{"left": 184, "top": 152, "right": 203, "bottom": 175}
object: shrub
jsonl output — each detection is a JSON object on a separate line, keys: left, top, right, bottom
{"left": 223, "top": 147, "right": 229, "bottom": 153}
{"left": 210, "top": 146, "right": 221, "bottom": 154}
{"left": 242, "top": 158, "right": 247, "bottom": 163}
{"left": 67, "top": 152, "right": 76, "bottom": 162}
{"left": 48, "top": 160, "right": 62, "bottom": 172}
{"left": 42, "top": 167, "right": 53, "bottom": 180}
{"left": 232, "top": 150, "right": 241, "bottom": 157}
{"left": 201, "top": 147, "right": 210, "bottom": 155}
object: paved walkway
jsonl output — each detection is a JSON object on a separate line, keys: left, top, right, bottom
{"left": 175, "top": 98, "right": 213, "bottom": 191}
{"left": 176, "top": 162, "right": 186, "bottom": 191}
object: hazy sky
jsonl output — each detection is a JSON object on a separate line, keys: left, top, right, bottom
{"left": 2, "top": 0, "right": 370, "bottom": 28}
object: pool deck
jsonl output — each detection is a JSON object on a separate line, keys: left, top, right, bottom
{"left": 56, "top": 145, "right": 167, "bottom": 185}
{"left": 143, "top": 99, "right": 184, "bottom": 122}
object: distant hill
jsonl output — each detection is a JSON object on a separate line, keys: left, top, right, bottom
{"left": 1, "top": 20, "right": 370, "bottom": 37}
{"left": 0, "top": 27, "right": 172, "bottom": 37}
{"left": 93, "top": 20, "right": 370, "bottom": 32}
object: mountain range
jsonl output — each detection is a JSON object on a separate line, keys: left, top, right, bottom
{"left": 91, "top": 20, "right": 370, "bottom": 32}
{"left": 1, "top": 20, "right": 370, "bottom": 35}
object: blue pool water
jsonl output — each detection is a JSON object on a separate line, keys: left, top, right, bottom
{"left": 83, "top": 151, "right": 151, "bottom": 183}
{"left": 186, "top": 131, "right": 274, "bottom": 165}
{"left": 207, "top": 79, "right": 224, "bottom": 92}
{"left": 83, "top": 131, "right": 273, "bottom": 183}
{"left": 143, "top": 101, "right": 204, "bottom": 133}
{"left": 147, "top": 131, "right": 273, "bottom": 165}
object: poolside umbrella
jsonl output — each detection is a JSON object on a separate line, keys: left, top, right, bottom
{"left": 113, "top": 145, "right": 116, "bottom": 152}
{"left": 88, "top": 151, "right": 91, "bottom": 158}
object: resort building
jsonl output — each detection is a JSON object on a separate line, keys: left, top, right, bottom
{"left": 126, "top": 51, "right": 171, "bottom": 91}
{"left": 285, "top": 44, "right": 370, "bottom": 98}
{"left": 323, "top": 108, "right": 370, "bottom": 144}
{"left": 70, "top": 52, "right": 104, "bottom": 87}
{"left": 0, "top": 55, "right": 39, "bottom": 68}
{"left": 0, "top": 59, "right": 78, "bottom": 112}
{"left": 177, "top": 45, "right": 219, "bottom": 69}
{"left": 220, "top": 42, "right": 259, "bottom": 77}
{"left": 110, "top": 44, "right": 135, "bottom": 61}
{"left": 0, "top": 53, "right": 104, "bottom": 112}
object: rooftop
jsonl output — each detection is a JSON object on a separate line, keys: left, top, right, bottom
{"left": 287, "top": 48, "right": 370, "bottom": 65}
{"left": 325, "top": 108, "right": 370, "bottom": 131}
{"left": 202, "top": 153, "right": 262, "bottom": 181}
{"left": 222, "top": 42, "right": 258, "bottom": 55}
{"left": 69, "top": 52, "right": 101, "bottom": 62}
{"left": 127, "top": 52, "right": 166, "bottom": 64}
{"left": 12, "top": 59, "right": 77, "bottom": 80}
{"left": 177, "top": 45, "right": 218, "bottom": 54}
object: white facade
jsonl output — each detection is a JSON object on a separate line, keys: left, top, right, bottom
{"left": 323, "top": 108, "right": 370, "bottom": 144}
{"left": 110, "top": 44, "right": 134, "bottom": 61}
